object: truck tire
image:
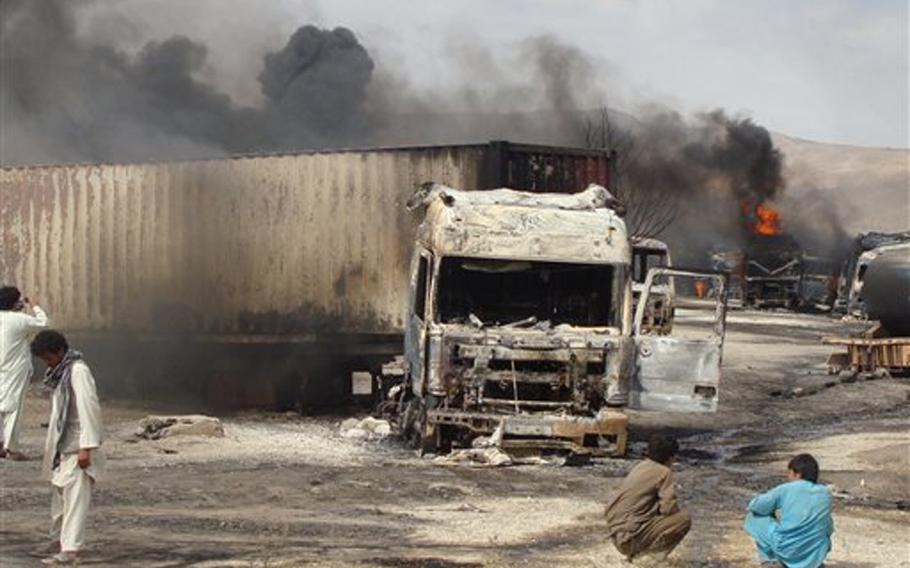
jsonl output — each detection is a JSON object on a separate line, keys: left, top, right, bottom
{"left": 416, "top": 394, "right": 442, "bottom": 455}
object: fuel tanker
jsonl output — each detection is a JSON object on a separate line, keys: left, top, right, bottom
{"left": 861, "top": 242, "right": 910, "bottom": 336}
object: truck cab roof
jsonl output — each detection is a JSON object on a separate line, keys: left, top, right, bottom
{"left": 412, "top": 184, "right": 630, "bottom": 264}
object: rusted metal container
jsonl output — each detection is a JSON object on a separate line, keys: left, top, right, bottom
{"left": 1, "top": 141, "right": 610, "bottom": 338}
{"left": 0, "top": 141, "right": 610, "bottom": 406}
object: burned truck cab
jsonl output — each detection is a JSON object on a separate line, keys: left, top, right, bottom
{"left": 393, "top": 184, "right": 727, "bottom": 456}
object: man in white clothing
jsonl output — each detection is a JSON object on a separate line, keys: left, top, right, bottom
{"left": 32, "top": 330, "right": 105, "bottom": 566}
{"left": 0, "top": 285, "right": 49, "bottom": 459}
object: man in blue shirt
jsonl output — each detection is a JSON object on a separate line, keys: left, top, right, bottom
{"left": 744, "top": 453, "right": 833, "bottom": 568}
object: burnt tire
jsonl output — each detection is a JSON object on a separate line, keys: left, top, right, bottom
{"left": 399, "top": 398, "right": 420, "bottom": 443}
{"left": 415, "top": 395, "right": 442, "bottom": 455}
{"left": 418, "top": 425, "right": 439, "bottom": 455}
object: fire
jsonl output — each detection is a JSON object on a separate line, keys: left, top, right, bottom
{"left": 743, "top": 200, "right": 783, "bottom": 236}
{"left": 754, "top": 203, "right": 782, "bottom": 236}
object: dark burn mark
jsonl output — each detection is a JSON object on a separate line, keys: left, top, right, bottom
{"left": 334, "top": 264, "right": 365, "bottom": 297}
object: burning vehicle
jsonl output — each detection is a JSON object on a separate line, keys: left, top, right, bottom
{"left": 382, "top": 184, "right": 729, "bottom": 456}
{"left": 742, "top": 233, "right": 803, "bottom": 309}
{"left": 714, "top": 202, "right": 838, "bottom": 311}
{"left": 740, "top": 202, "right": 803, "bottom": 308}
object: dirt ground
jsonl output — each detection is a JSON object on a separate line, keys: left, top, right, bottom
{"left": 2, "top": 310, "right": 908, "bottom": 567}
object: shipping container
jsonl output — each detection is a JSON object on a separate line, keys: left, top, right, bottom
{"left": 0, "top": 141, "right": 611, "bottom": 407}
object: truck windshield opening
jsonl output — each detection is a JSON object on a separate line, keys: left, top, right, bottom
{"left": 437, "top": 257, "right": 617, "bottom": 327}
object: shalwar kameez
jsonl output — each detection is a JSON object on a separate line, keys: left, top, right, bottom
{"left": 41, "top": 352, "right": 105, "bottom": 557}
{"left": 0, "top": 305, "right": 49, "bottom": 453}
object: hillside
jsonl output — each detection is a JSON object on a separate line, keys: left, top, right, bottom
{"left": 773, "top": 133, "right": 909, "bottom": 234}
{"left": 378, "top": 111, "right": 908, "bottom": 238}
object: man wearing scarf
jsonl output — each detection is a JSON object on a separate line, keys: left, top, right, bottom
{"left": 31, "top": 330, "right": 105, "bottom": 566}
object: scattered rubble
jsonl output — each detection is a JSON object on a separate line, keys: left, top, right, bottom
{"left": 433, "top": 447, "right": 514, "bottom": 467}
{"left": 430, "top": 423, "right": 577, "bottom": 467}
{"left": 4, "top": 311, "right": 909, "bottom": 567}
{"left": 339, "top": 417, "right": 392, "bottom": 440}
{"left": 136, "top": 415, "right": 225, "bottom": 440}
{"left": 770, "top": 367, "right": 897, "bottom": 399}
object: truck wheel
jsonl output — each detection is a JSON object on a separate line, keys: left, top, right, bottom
{"left": 400, "top": 398, "right": 420, "bottom": 441}
{"left": 416, "top": 395, "right": 442, "bottom": 454}
{"left": 419, "top": 420, "right": 439, "bottom": 455}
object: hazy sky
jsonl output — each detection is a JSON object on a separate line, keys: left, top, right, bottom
{"left": 103, "top": 0, "right": 909, "bottom": 148}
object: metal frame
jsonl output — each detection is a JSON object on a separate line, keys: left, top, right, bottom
{"left": 634, "top": 268, "right": 728, "bottom": 338}
{"left": 426, "top": 409, "right": 628, "bottom": 457}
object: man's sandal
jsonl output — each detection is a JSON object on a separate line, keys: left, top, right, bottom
{"left": 41, "top": 552, "right": 79, "bottom": 565}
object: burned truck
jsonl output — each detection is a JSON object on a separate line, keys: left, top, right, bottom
{"left": 742, "top": 233, "right": 803, "bottom": 309}
{"left": 0, "top": 141, "right": 618, "bottom": 408}
{"left": 384, "top": 184, "right": 729, "bottom": 456}
{"left": 713, "top": 234, "right": 838, "bottom": 311}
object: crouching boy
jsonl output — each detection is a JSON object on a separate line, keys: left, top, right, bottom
{"left": 604, "top": 434, "right": 691, "bottom": 562}
{"left": 744, "top": 453, "right": 833, "bottom": 568}
{"left": 32, "top": 330, "right": 106, "bottom": 566}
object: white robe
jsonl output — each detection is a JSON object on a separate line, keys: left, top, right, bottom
{"left": 43, "top": 361, "right": 105, "bottom": 553}
{"left": 0, "top": 306, "right": 49, "bottom": 449}
{"left": 42, "top": 361, "right": 106, "bottom": 483}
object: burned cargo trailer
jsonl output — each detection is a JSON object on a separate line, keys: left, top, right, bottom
{"left": 385, "top": 184, "right": 729, "bottom": 456}
{"left": 0, "top": 141, "right": 613, "bottom": 407}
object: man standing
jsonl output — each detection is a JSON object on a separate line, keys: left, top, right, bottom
{"left": 744, "top": 454, "right": 833, "bottom": 568}
{"left": 31, "top": 330, "right": 105, "bottom": 566}
{"left": 604, "top": 434, "right": 692, "bottom": 562}
{"left": 0, "top": 286, "right": 49, "bottom": 459}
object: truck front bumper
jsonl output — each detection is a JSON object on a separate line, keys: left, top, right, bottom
{"left": 426, "top": 409, "right": 628, "bottom": 457}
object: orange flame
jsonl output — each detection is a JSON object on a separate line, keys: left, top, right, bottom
{"left": 754, "top": 203, "right": 782, "bottom": 236}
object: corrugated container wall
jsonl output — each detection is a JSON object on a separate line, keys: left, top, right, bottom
{"left": 1, "top": 147, "right": 477, "bottom": 335}
{"left": 0, "top": 142, "right": 610, "bottom": 339}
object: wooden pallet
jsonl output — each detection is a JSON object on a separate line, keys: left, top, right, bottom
{"left": 823, "top": 335, "right": 910, "bottom": 373}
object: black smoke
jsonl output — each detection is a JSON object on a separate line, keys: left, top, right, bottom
{"left": 1, "top": 0, "right": 845, "bottom": 260}
{"left": 584, "top": 106, "right": 789, "bottom": 255}
{"left": 684, "top": 109, "right": 783, "bottom": 204}
{"left": 0, "top": 1, "right": 376, "bottom": 163}
{"left": 258, "top": 26, "right": 375, "bottom": 147}
{"left": 1, "top": 1, "right": 617, "bottom": 164}
{"left": 592, "top": 105, "right": 849, "bottom": 259}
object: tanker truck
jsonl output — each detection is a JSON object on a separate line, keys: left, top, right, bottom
{"left": 825, "top": 241, "right": 910, "bottom": 376}
{"left": 380, "top": 183, "right": 730, "bottom": 456}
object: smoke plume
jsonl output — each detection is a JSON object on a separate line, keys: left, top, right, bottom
{"left": 1, "top": 1, "right": 855, "bottom": 408}
{"left": 590, "top": 106, "right": 795, "bottom": 260}
{"left": 0, "top": 1, "right": 378, "bottom": 163}
{"left": 1, "top": 0, "right": 845, "bottom": 259}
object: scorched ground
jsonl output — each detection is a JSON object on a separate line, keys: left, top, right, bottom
{"left": 1, "top": 310, "right": 908, "bottom": 567}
